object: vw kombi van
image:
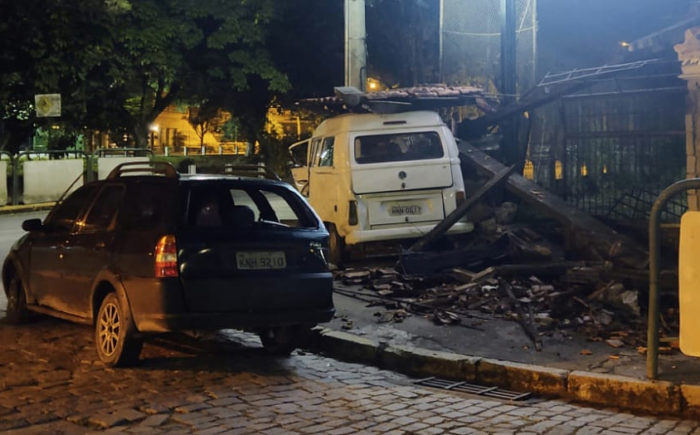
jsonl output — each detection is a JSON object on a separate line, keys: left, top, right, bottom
{"left": 289, "top": 111, "right": 473, "bottom": 264}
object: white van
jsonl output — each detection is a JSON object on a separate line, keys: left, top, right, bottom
{"left": 289, "top": 110, "right": 473, "bottom": 263}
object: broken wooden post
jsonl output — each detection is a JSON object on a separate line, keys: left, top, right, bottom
{"left": 407, "top": 164, "right": 516, "bottom": 253}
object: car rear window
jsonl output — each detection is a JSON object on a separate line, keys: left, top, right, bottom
{"left": 121, "top": 182, "right": 177, "bottom": 230}
{"left": 354, "top": 131, "right": 444, "bottom": 164}
{"left": 185, "top": 183, "right": 317, "bottom": 229}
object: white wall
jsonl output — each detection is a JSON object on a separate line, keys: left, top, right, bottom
{"left": 97, "top": 157, "right": 150, "bottom": 180}
{"left": 23, "top": 159, "right": 84, "bottom": 204}
{"left": 0, "top": 161, "right": 7, "bottom": 206}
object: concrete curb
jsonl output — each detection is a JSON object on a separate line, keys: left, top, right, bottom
{"left": 308, "top": 327, "right": 700, "bottom": 418}
{"left": 0, "top": 203, "right": 54, "bottom": 215}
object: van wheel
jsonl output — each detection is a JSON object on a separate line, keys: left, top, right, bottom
{"left": 5, "top": 277, "right": 29, "bottom": 324}
{"left": 328, "top": 225, "right": 346, "bottom": 267}
{"left": 95, "top": 293, "right": 142, "bottom": 367}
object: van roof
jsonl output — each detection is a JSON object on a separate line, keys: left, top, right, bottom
{"left": 314, "top": 111, "right": 445, "bottom": 137}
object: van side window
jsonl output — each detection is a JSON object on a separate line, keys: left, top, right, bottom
{"left": 289, "top": 140, "right": 309, "bottom": 167}
{"left": 318, "top": 137, "right": 335, "bottom": 167}
{"left": 354, "top": 132, "right": 444, "bottom": 164}
{"left": 310, "top": 138, "right": 323, "bottom": 167}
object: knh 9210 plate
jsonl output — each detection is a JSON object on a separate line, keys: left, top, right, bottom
{"left": 236, "top": 251, "right": 286, "bottom": 270}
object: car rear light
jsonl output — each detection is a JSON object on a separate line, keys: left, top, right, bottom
{"left": 348, "top": 200, "right": 358, "bottom": 226}
{"left": 155, "top": 235, "right": 178, "bottom": 278}
{"left": 456, "top": 190, "right": 466, "bottom": 207}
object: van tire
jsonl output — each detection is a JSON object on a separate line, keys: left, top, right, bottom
{"left": 328, "top": 225, "right": 346, "bottom": 267}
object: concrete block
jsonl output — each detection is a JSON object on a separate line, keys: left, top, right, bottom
{"left": 476, "top": 358, "right": 568, "bottom": 397}
{"left": 681, "top": 384, "right": 700, "bottom": 417}
{"left": 567, "top": 371, "right": 680, "bottom": 415}
{"left": 312, "top": 328, "right": 379, "bottom": 363}
{"left": 0, "top": 161, "right": 6, "bottom": 205}
{"left": 23, "top": 159, "right": 83, "bottom": 204}
{"left": 380, "top": 345, "right": 479, "bottom": 381}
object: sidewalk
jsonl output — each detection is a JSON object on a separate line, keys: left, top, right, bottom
{"left": 308, "top": 282, "right": 700, "bottom": 418}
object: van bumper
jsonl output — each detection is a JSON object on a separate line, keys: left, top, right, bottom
{"left": 344, "top": 221, "right": 473, "bottom": 245}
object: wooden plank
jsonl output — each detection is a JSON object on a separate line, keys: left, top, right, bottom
{"left": 458, "top": 143, "right": 648, "bottom": 269}
{"left": 408, "top": 164, "right": 516, "bottom": 252}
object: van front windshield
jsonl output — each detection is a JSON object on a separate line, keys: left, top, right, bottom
{"left": 354, "top": 131, "right": 444, "bottom": 164}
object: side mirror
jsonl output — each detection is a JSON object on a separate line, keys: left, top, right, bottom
{"left": 22, "top": 218, "right": 43, "bottom": 232}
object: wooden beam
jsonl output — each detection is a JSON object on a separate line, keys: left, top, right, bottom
{"left": 408, "top": 164, "right": 516, "bottom": 252}
{"left": 458, "top": 142, "right": 649, "bottom": 269}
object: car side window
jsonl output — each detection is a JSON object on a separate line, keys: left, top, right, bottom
{"left": 80, "top": 185, "right": 125, "bottom": 232}
{"left": 45, "top": 185, "right": 99, "bottom": 233}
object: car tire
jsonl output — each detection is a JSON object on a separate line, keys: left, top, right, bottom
{"left": 259, "top": 327, "right": 298, "bottom": 356}
{"left": 95, "top": 293, "right": 142, "bottom": 367}
{"left": 5, "top": 277, "right": 29, "bottom": 324}
{"left": 328, "top": 225, "right": 346, "bottom": 268}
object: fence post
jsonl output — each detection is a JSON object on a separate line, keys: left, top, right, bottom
{"left": 12, "top": 155, "right": 19, "bottom": 205}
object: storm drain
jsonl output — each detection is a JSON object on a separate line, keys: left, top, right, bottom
{"left": 413, "top": 377, "right": 532, "bottom": 401}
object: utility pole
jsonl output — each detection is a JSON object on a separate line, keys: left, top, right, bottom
{"left": 344, "top": 0, "right": 367, "bottom": 91}
{"left": 500, "top": 0, "right": 519, "bottom": 164}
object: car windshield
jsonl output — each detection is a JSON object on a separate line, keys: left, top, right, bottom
{"left": 185, "top": 183, "right": 317, "bottom": 229}
{"left": 354, "top": 131, "right": 444, "bottom": 164}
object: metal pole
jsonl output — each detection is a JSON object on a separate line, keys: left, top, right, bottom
{"left": 647, "top": 178, "right": 700, "bottom": 379}
{"left": 500, "top": 0, "right": 518, "bottom": 165}
{"left": 439, "top": 0, "right": 444, "bottom": 83}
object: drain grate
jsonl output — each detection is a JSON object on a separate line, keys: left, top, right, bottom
{"left": 414, "top": 377, "right": 532, "bottom": 401}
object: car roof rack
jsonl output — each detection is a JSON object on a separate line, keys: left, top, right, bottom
{"left": 107, "top": 161, "right": 178, "bottom": 180}
{"left": 219, "top": 163, "right": 281, "bottom": 180}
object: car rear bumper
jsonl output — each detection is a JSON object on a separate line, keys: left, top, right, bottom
{"left": 135, "top": 307, "right": 335, "bottom": 333}
{"left": 345, "top": 221, "right": 473, "bottom": 245}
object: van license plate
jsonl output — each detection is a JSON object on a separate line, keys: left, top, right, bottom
{"left": 389, "top": 203, "right": 423, "bottom": 216}
{"left": 236, "top": 251, "right": 287, "bottom": 270}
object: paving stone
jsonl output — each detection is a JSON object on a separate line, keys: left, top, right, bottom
{"left": 0, "top": 321, "right": 694, "bottom": 435}
{"left": 139, "top": 413, "right": 170, "bottom": 427}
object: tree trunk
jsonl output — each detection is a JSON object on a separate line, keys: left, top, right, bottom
{"left": 134, "top": 121, "right": 149, "bottom": 149}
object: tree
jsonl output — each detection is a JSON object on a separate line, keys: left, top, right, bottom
{"left": 187, "top": 103, "right": 230, "bottom": 150}
{"left": 0, "top": 0, "right": 128, "bottom": 152}
{"left": 108, "top": 0, "right": 289, "bottom": 147}
{"left": 0, "top": 0, "right": 289, "bottom": 151}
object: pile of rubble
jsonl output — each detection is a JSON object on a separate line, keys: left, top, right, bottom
{"left": 335, "top": 202, "right": 676, "bottom": 351}
{"left": 336, "top": 264, "right": 651, "bottom": 350}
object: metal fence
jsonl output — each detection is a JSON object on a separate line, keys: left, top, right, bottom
{"left": 528, "top": 86, "right": 686, "bottom": 223}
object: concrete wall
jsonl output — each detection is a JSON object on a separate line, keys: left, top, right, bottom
{"left": 97, "top": 157, "right": 150, "bottom": 180}
{"left": 23, "top": 159, "right": 84, "bottom": 204}
{"left": 0, "top": 161, "right": 7, "bottom": 206}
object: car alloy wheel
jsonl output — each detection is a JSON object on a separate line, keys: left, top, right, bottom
{"left": 95, "top": 293, "right": 142, "bottom": 366}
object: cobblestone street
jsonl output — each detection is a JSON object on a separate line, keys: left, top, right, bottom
{"left": 0, "top": 317, "right": 696, "bottom": 434}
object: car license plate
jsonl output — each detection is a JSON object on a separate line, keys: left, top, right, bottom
{"left": 236, "top": 251, "right": 286, "bottom": 270}
{"left": 389, "top": 203, "right": 423, "bottom": 216}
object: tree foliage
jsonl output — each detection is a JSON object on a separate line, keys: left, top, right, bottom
{"left": 0, "top": 0, "right": 289, "bottom": 152}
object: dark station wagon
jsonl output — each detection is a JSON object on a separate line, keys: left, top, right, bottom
{"left": 2, "top": 162, "right": 334, "bottom": 366}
